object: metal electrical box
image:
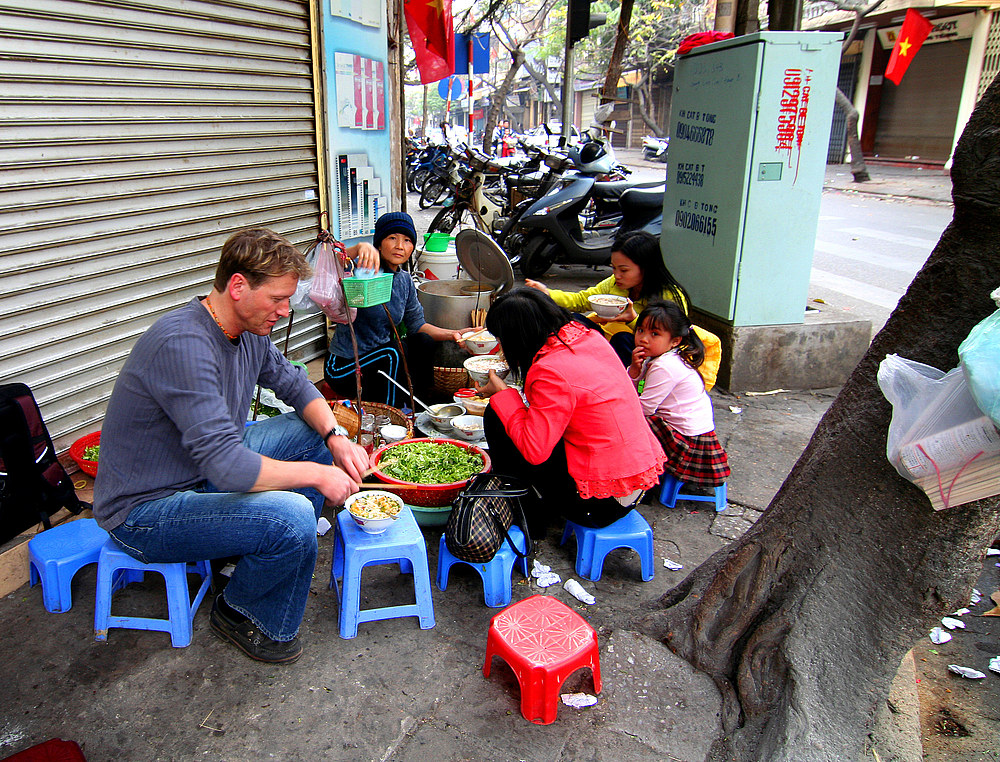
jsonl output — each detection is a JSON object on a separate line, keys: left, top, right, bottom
{"left": 661, "top": 32, "right": 842, "bottom": 326}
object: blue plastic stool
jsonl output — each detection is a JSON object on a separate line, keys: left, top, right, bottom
{"left": 658, "top": 474, "right": 728, "bottom": 512}
{"left": 28, "top": 518, "right": 110, "bottom": 613}
{"left": 93, "top": 539, "right": 212, "bottom": 648}
{"left": 330, "top": 506, "right": 435, "bottom": 639}
{"left": 560, "top": 509, "right": 654, "bottom": 582}
{"left": 436, "top": 525, "right": 530, "bottom": 608}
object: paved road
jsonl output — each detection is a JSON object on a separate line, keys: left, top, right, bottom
{"left": 810, "top": 191, "right": 952, "bottom": 336}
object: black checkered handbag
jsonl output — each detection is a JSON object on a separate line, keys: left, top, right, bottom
{"left": 445, "top": 473, "right": 536, "bottom": 564}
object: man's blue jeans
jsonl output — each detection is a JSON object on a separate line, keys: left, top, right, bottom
{"left": 108, "top": 413, "right": 332, "bottom": 642}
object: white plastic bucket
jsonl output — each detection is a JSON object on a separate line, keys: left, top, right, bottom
{"left": 419, "top": 246, "right": 460, "bottom": 280}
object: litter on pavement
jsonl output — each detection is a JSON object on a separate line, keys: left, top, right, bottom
{"left": 563, "top": 578, "right": 595, "bottom": 605}
{"left": 948, "top": 664, "right": 987, "bottom": 679}
{"left": 531, "top": 559, "right": 561, "bottom": 588}
{"left": 663, "top": 558, "right": 684, "bottom": 571}
{"left": 929, "top": 627, "right": 952, "bottom": 644}
{"left": 561, "top": 693, "right": 598, "bottom": 708}
{"left": 941, "top": 616, "right": 966, "bottom": 630}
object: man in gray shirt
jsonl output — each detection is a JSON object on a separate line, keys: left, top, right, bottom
{"left": 94, "top": 228, "right": 370, "bottom": 664}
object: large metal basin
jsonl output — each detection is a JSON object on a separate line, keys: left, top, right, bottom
{"left": 417, "top": 279, "right": 494, "bottom": 330}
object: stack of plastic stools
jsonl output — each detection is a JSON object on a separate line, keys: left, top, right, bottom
{"left": 93, "top": 539, "right": 212, "bottom": 648}
{"left": 330, "top": 506, "right": 435, "bottom": 639}
{"left": 561, "top": 509, "right": 654, "bottom": 581}
{"left": 28, "top": 518, "right": 110, "bottom": 613}
{"left": 436, "top": 525, "right": 530, "bottom": 607}
{"left": 484, "top": 595, "right": 602, "bottom": 724}
{"left": 659, "top": 473, "right": 728, "bottom": 512}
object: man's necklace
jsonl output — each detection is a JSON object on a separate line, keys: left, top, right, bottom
{"left": 205, "top": 296, "right": 238, "bottom": 340}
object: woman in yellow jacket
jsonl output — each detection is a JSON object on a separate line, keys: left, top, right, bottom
{"left": 525, "top": 229, "right": 722, "bottom": 390}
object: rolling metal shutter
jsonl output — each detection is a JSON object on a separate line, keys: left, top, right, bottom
{"left": 874, "top": 39, "right": 970, "bottom": 161}
{"left": 0, "top": 0, "right": 325, "bottom": 454}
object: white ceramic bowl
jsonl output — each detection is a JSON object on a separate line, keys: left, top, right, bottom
{"left": 463, "top": 355, "right": 510, "bottom": 386}
{"left": 588, "top": 294, "right": 629, "bottom": 318}
{"left": 380, "top": 424, "right": 408, "bottom": 443}
{"left": 462, "top": 329, "right": 498, "bottom": 355}
{"left": 449, "top": 414, "right": 485, "bottom": 441}
{"left": 427, "top": 402, "right": 465, "bottom": 431}
{"left": 344, "top": 491, "right": 404, "bottom": 534}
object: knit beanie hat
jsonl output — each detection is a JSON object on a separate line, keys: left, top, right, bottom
{"left": 373, "top": 211, "right": 416, "bottom": 250}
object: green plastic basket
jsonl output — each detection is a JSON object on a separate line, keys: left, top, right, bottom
{"left": 423, "top": 232, "right": 455, "bottom": 252}
{"left": 342, "top": 273, "right": 393, "bottom": 307}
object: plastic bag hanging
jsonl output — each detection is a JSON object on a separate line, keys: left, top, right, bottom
{"left": 309, "top": 234, "right": 357, "bottom": 324}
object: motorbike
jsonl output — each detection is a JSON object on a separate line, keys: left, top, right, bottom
{"left": 501, "top": 173, "right": 665, "bottom": 278}
{"left": 642, "top": 135, "right": 669, "bottom": 163}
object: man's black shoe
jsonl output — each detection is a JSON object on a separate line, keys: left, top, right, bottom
{"left": 209, "top": 595, "right": 302, "bottom": 664}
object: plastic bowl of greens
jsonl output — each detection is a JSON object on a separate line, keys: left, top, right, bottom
{"left": 368, "top": 438, "right": 491, "bottom": 507}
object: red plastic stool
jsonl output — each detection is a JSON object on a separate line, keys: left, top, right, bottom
{"left": 483, "top": 595, "right": 602, "bottom": 724}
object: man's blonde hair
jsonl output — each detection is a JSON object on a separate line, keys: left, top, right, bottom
{"left": 214, "top": 228, "right": 311, "bottom": 291}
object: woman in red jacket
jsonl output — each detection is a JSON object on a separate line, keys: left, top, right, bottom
{"left": 478, "top": 288, "right": 666, "bottom": 536}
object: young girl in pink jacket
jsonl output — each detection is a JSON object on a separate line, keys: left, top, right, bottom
{"left": 476, "top": 288, "right": 666, "bottom": 536}
{"left": 628, "top": 300, "right": 730, "bottom": 488}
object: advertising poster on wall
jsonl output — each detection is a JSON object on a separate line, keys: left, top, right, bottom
{"left": 324, "top": 0, "right": 391, "bottom": 242}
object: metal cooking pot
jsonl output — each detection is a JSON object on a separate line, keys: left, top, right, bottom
{"left": 417, "top": 279, "right": 494, "bottom": 331}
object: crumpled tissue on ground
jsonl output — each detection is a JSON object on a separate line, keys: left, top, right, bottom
{"left": 989, "top": 656, "right": 1000, "bottom": 675}
{"left": 929, "top": 627, "right": 952, "bottom": 644}
{"left": 531, "top": 559, "right": 561, "bottom": 588}
{"left": 951, "top": 607, "right": 970, "bottom": 616}
{"left": 563, "top": 578, "right": 596, "bottom": 605}
{"left": 316, "top": 517, "right": 332, "bottom": 536}
{"left": 948, "top": 664, "right": 986, "bottom": 679}
{"left": 971, "top": 588, "right": 982, "bottom": 604}
{"left": 561, "top": 693, "right": 598, "bottom": 708}
{"left": 663, "top": 558, "right": 684, "bottom": 571}
{"left": 941, "top": 616, "right": 966, "bottom": 630}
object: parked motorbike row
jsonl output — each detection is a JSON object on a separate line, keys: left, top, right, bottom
{"left": 404, "top": 127, "right": 668, "bottom": 278}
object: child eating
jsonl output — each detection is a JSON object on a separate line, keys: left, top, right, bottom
{"left": 628, "top": 300, "right": 730, "bottom": 489}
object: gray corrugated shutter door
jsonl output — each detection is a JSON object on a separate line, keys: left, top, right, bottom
{"left": 0, "top": 0, "right": 325, "bottom": 453}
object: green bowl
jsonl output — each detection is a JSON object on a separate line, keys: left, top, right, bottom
{"left": 409, "top": 503, "right": 452, "bottom": 527}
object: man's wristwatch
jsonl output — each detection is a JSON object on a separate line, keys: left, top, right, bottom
{"left": 323, "top": 424, "right": 350, "bottom": 444}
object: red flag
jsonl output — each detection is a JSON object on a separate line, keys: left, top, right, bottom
{"left": 884, "top": 9, "right": 933, "bottom": 85}
{"left": 404, "top": 0, "right": 455, "bottom": 85}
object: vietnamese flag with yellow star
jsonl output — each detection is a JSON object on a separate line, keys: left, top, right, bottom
{"left": 885, "top": 9, "right": 933, "bottom": 85}
{"left": 404, "top": 0, "right": 455, "bottom": 84}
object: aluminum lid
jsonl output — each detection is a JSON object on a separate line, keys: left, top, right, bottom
{"left": 454, "top": 229, "right": 514, "bottom": 295}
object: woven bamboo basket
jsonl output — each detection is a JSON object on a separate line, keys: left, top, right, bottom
{"left": 329, "top": 401, "right": 413, "bottom": 440}
{"left": 432, "top": 366, "right": 469, "bottom": 395}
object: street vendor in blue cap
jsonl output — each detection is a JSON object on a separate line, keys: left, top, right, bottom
{"left": 325, "top": 211, "right": 468, "bottom": 407}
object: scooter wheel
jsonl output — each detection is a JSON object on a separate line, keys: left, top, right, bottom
{"left": 519, "top": 237, "right": 559, "bottom": 278}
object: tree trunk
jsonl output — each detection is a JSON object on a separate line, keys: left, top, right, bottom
{"left": 633, "top": 74, "right": 665, "bottom": 137}
{"left": 521, "top": 58, "right": 561, "bottom": 110}
{"left": 483, "top": 48, "right": 525, "bottom": 154}
{"left": 637, "top": 77, "right": 1000, "bottom": 761}
{"left": 599, "top": 0, "right": 634, "bottom": 107}
{"left": 836, "top": 87, "right": 870, "bottom": 182}
{"left": 421, "top": 85, "right": 428, "bottom": 138}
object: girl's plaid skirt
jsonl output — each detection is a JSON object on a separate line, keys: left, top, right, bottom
{"left": 647, "top": 416, "right": 730, "bottom": 487}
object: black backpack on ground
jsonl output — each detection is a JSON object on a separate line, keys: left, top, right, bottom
{"left": 0, "top": 383, "right": 87, "bottom": 545}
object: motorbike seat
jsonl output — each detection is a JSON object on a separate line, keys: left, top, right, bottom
{"left": 592, "top": 180, "right": 665, "bottom": 201}
{"left": 619, "top": 185, "right": 666, "bottom": 216}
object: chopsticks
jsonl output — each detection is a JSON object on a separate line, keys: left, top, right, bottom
{"left": 471, "top": 308, "right": 487, "bottom": 327}
{"left": 355, "top": 482, "right": 408, "bottom": 490}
